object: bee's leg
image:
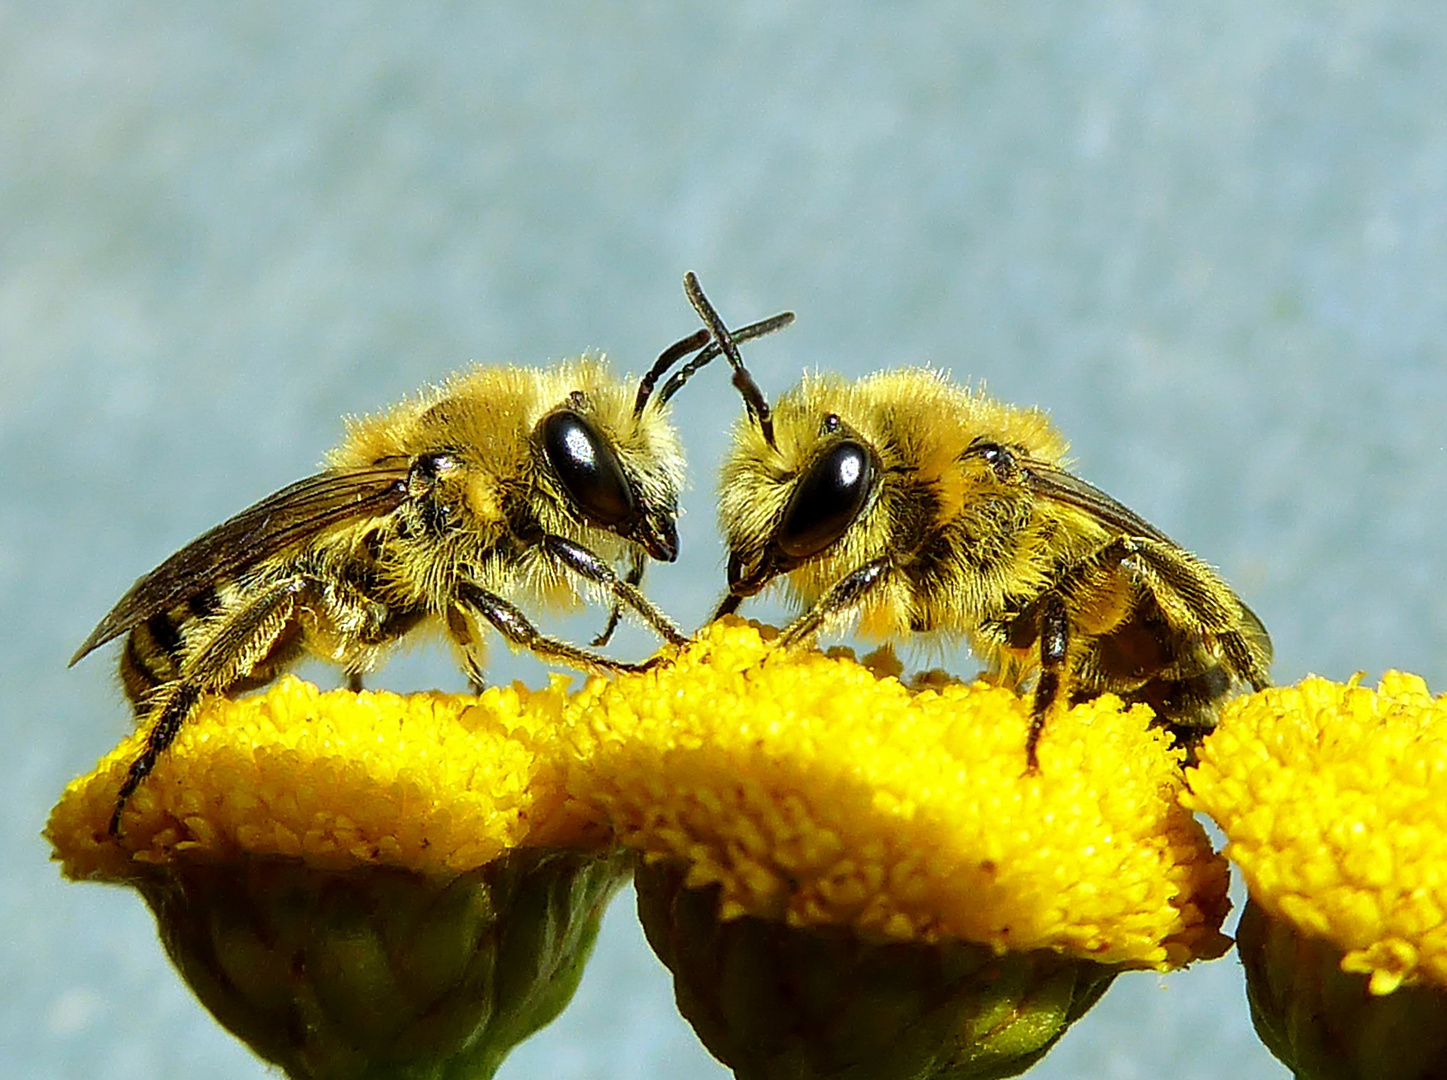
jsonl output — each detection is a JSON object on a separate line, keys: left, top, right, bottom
{"left": 591, "top": 550, "right": 645, "bottom": 648}
{"left": 1010, "top": 536, "right": 1148, "bottom": 770}
{"left": 777, "top": 558, "right": 891, "bottom": 648}
{"left": 110, "top": 578, "right": 303, "bottom": 837}
{"left": 110, "top": 682, "right": 203, "bottom": 836}
{"left": 540, "top": 535, "right": 688, "bottom": 647}
{"left": 446, "top": 605, "right": 488, "bottom": 693}
{"left": 346, "top": 672, "right": 365, "bottom": 692}
{"left": 712, "top": 552, "right": 769, "bottom": 623}
{"left": 712, "top": 592, "right": 744, "bottom": 620}
{"left": 1120, "top": 538, "right": 1273, "bottom": 691}
{"left": 456, "top": 582, "right": 658, "bottom": 675}
{"left": 1024, "top": 592, "right": 1071, "bottom": 772}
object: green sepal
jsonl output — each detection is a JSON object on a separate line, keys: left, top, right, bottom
{"left": 136, "top": 848, "right": 630, "bottom": 1080}
{"left": 636, "top": 860, "right": 1117, "bottom": 1080}
{"left": 1238, "top": 898, "right": 1447, "bottom": 1080}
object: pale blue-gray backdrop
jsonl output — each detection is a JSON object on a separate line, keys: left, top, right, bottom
{"left": 6, "top": 4, "right": 1446, "bottom": 1078}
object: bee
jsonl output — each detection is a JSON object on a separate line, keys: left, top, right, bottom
{"left": 683, "top": 273, "right": 1272, "bottom": 766}
{"left": 72, "top": 312, "right": 793, "bottom": 836}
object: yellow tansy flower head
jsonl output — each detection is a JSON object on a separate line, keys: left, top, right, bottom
{"left": 563, "top": 618, "right": 1231, "bottom": 1080}
{"left": 1188, "top": 672, "right": 1447, "bottom": 994}
{"left": 48, "top": 674, "right": 603, "bottom": 878}
{"left": 47, "top": 676, "right": 626, "bottom": 1080}
{"left": 1186, "top": 673, "right": 1447, "bottom": 1080}
{"left": 569, "top": 618, "right": 1228, "bottom": 966}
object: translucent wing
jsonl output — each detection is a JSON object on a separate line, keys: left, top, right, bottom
{"left": 71, "top": 466, "right": 410, "bottom": 664}
{"left": 1018, "top": 458, "right": 1177, "bottom": 546}
{"left": 1022, "top": 456, "right": 1273, "bottom": 659}
{"left": 1237, "top": 600, "right": 1275, "bottom": 664}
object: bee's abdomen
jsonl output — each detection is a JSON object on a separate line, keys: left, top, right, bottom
{"left": 118, "top": 610, "right": 190, "bottom": 713}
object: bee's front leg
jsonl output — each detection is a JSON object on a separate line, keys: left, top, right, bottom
{"left": 455, "top": 582, "right": 660, "bottom": 675}
{"left": 777, "top": 558, "right": 891, "bottom": 648}
{"left": 540, "top": 535, "right": 687, "bottom": 647}
{"left": 590, "top": 550, "right": 645, "bottom": 648}
{"left": 445, "top": 606, "right": 488, "bottom": 693}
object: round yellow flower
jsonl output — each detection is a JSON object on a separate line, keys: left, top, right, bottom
{"left": 48, "top": 674, "right": 606, "bottom": 879}
{"left": 47, "top": 675, "right": 625, "bottom": 1080}
{"left": 1186, "top": 671, "right": 1447, "bottom": 994}
{"left": 567, "top": 618, "right": 1229, "bottom": 967}
{"left": 561, "top": 619, "right": 1231, "bottom": 1080}
{"left": 1186, "top": 672, "right": 1447, "bottom": 1080}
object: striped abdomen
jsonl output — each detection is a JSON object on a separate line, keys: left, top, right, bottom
{"left": 117, "top": 588, "right": 224, "bottom": 712}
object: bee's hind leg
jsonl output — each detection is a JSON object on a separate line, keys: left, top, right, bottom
{"left": 109, "top": 579, "right": 302, "bottom": 837}
{"left": 110, "top": 682, "right": 204, "bottom": 837}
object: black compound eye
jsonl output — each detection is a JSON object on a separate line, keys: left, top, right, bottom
{"left": 778, "top": 440, "right": 876, "bottom": 559}
{"left": 541, "top": 409, "right": 636, "bottom": 527}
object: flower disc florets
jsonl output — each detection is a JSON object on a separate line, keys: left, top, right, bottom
{"left": 567, "top": 618, "right": 1229, "bottom": 967}
{"left": 1186, "top": 672, "right": 1447, "bottom": 995}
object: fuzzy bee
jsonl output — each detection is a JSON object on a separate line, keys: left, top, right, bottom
{"left": 72, "top": 312, "right": 792, "bottom": 835}
{"left": 683, "top": 273, "right": 1271, "bottom": 766}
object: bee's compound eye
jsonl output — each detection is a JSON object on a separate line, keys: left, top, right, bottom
{"left": 778, "top": 440, "right": 876, "bottom": 559}
{"left": 541, "top": 410, "right": 636, "bottom": 527}
{"left": 415, "top": 452, "right": 457, "bottom": 478}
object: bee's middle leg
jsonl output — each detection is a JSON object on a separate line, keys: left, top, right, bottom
{"left": 1013, "top": 536, "right": 1141, "bottom": 771}
{"left": 1024, "top": 592, "right": 1070, "bottom": 772}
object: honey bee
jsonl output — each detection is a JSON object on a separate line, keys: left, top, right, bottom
{"left": 683, "top": 273, "right": 1272, "bottom": 766}
{"left": 72, "top": 314, "right": 792, "bottom": 835}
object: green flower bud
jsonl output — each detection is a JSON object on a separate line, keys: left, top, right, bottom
{"left": 1238, "top": 899, "right": 1447, "bottom": 1080}
{"left": 136, "top": 849, "right": 628, "bottom": 1080}
{"left": 636, "top": 861, "right": 1117, "bottom": 1080}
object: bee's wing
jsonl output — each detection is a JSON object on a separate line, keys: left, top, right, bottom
{"left": 1237, "top": 601, "right": 1274, "bottom": 664}
{"left": 1022, "top": 456, "right": 1274, "bottom": 656}
{"left": 70, "top": 466, "right": 411, "bottom": 665}
{"left": 1018, "top": 459, "right": 1177, "bottom": 546}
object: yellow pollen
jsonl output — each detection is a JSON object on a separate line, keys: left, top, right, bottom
{"left": 1185, "top": 672, "right": 1447, "bottom": 993}
{"left": 562, "top": 618, "right": 1230, "bottom": 968}
{"left": 47, "top": 674, "right": 605, "bottom": 879}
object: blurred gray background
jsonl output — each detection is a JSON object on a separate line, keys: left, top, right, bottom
{"left": 5, "top": 4, "right": 1445, "bottom": 1078}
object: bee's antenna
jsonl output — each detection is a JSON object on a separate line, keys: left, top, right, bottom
{"left": 634, "top": 328, "right": 711, "bottom": 416}
{"left": 657, "top": 311, "right": 795, "bottom": 405}
{"left": 680, "top": 272, "right": 784, "bottom": 448}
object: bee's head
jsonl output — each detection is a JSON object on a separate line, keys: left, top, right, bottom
{"left": 677, "top": 273, "right": 879, "bottom": 606}
{"left": 716, "top": 380, "right": 883, "bottom": 606}
{"left": 531, "top": 297, "right": 788, "bottom": 563}
{"left": 537, "top": 383, "right": 685, "bottom": 562}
